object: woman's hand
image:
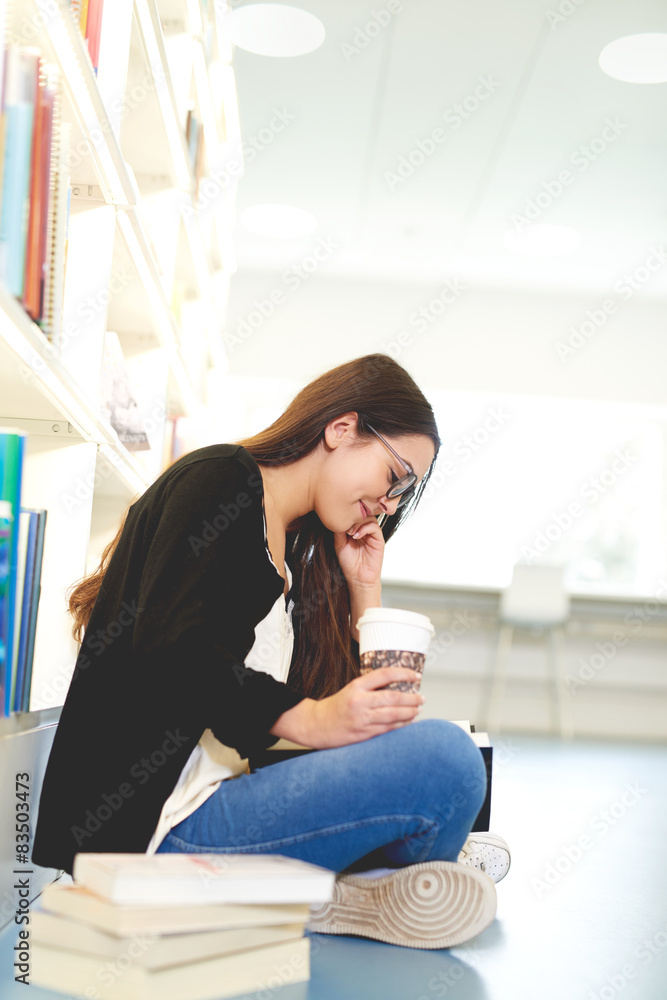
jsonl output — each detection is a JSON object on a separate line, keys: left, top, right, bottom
{"left": 333, "top": 515, "right": 384, "bottom": 591}
{"left": 269, "top": 667, "right": 425, "bottom": 748}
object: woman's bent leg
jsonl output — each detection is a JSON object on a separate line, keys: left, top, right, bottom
{"left": 155, "top": 719, "right": 487, "bottom": 874}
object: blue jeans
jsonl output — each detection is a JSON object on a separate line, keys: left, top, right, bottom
{"left": 155, "top": 719, "right": 487, "bottom": 873}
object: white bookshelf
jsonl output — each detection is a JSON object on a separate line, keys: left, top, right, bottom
{"left": 0, "top": 0, "right": 239, "bottom": 731}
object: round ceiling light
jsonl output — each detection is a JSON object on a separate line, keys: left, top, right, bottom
{"left": 503, "top": 224, "right": 581, "bottom": 257}
{"left": 599, "top": 33, "right": 667, "bottom": 83}
{"left": 240, "top": 204, "right": 317, "bottom": 238}
{"left": 230, "top": 4, "right": 325, "bottom": 57}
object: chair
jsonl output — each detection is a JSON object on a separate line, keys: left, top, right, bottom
{"left": 480, "top": 564, "right": 573, "bottom": 738}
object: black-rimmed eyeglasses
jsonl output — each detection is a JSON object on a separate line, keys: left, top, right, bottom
{"left": 365, "top": 422, "right": 418, "bottom": 508}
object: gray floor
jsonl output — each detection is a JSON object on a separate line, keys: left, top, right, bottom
{"left": 2, "top": 723, "right": 667, "bottom": 1000}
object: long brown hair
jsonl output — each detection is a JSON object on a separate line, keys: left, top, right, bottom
{"left": 69, "top": 354, "right": 440, "bottom": 698}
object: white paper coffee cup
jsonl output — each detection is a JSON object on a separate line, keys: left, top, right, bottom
{"left": 356, "top": 607, "right": 435, "bottom": 655}
{"left": 356, "top": 608, "right": 435, "bottom": 692}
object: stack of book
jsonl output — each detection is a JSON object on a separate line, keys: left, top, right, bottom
{"left": 31, "top": 852, "right": 336, "bottom": 1000}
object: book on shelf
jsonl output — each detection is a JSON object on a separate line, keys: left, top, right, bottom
{"left": 32, "top": 935, "right": 310, "bottom": 1000}
{"left": 99, "top": 332, "right": 151, "bottom": 451}
{"left": 68, "top": 0, "right": 90, "bottom": 35}
{"left": 68, "top": 0, "right": 104, "bottom": 73}
{"left": 0, "top": 430, "right": 26, "bottom": 718}
{"left": 9, "top": 508, "right": 30, "bottom": 697}
{"left": 78, "top": 0, "right": 90, "bottom": 35}
{"left": 72, "top": 852, "right": 336, "bottom": 907}
{"left": 0, "top": 41, "right": 70, "bottom": 339}
{"left": 14, "top": 507, "right": 47, "bottom": 712}
{"left": 164, "top": 414, "right": 201, "bottom": 467}
{"left": 0, "top": 430, "right": 47, "bottom": 716}
{"left": 42, "top": 114, "right": 70, "bottom": 344}
{"left": 186, "top": 107, "right": 205, "bottom": 194}
{"left": 0, "top": 47, "right": 39, "bottom": 298}
{"left": 0, "top": 500, "right": 12, "bottom": 717}
{"left": 84, "top": 0, "right": 105, "bottom": 73}
{"left": 39, "top": 882, "right": 312, "bottom": 937}
{"left": 22, "top": 60, "right": 55, "bottom": 320}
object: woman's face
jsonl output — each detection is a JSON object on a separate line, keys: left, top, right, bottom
{"left": 315, "top": 415, "right": 437, "bottom": 534}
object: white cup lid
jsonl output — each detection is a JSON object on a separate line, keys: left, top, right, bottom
{"left": 356, "top": 607, "right": 435, "bottom": 634}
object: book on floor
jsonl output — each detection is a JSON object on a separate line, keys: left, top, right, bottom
{"left": 31, "top": 908, "right": 307, "bottom": 971}
{"left": 40, "top": 882, "right": 312, "bottom": 937}
{"left": 72, "top": 852, "right": 336, "bottom": 907}
{"left": 32, "top": 935, "right": 310, "bottom": 1000}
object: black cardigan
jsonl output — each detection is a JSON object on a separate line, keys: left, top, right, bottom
{"left": 32, "top": 445, "right": 308, "bottom": 874}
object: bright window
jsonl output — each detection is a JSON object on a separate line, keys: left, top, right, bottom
{"left": 383, "top": 390, "right": 666, "bottom": 597}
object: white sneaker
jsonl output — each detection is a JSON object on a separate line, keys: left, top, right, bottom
{"left": 306, "top": 860, "right": 497, "bottom": 949}
{"left": 458, "top": 832, "right": 511, "bottom": 883}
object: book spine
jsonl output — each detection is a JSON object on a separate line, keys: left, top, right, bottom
{"left": 85, "top": 0, "right": 103, "bottom": 73}
{"left": 22, "top": 56, "right": 47, "bottom": 319}
{"left": 40, "top": 98, "right": 69, "bottom": 347}
{"left": 10, "top": 509, "right": 30, "bottom": 696}
{"left": 20, "top": 508, "right": 46, "bottom": 711}
{"left": 78, "top": 0, "right": 90, "bottom": 38}
{"left": 36, "top": 81, "right": 55, "bottom": 324}
{"left": 12, "top": 510, "right": 36, "bottom": 713}
{"left": 0, "top": 48, "right": 38, "bottom": 298}
{"left": 0, "top": 501, "right": 11, "bottom": 719}
{"left": 52, "top": 123, "right": 71, "bottom": 348}
{"left": 38, "top": 77, "right": 60, "bottom": 341}
{"left": 0, "top": 0, "right": 9, "bottom": 205}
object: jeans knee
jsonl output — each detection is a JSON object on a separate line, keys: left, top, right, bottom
{"left": 416, "top": 719, "right": 488, "bottom": 819}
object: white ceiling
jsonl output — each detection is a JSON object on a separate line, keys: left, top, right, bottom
{"left": 228, "top": 0, "right": 667, "bottom": 292}
{"left": 220, "top": 0, "right": 667, "bottom": 402}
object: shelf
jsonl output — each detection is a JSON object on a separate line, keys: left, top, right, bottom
{"left": 0, "top": 285, "right": 149, "bottom": 499}
{"left": 1, "top": 0, "right": 239, "bottom": 723}
{"left": 0, "top": 707, "right": 61, "bottom": 740}
{"left": 178, "top": 198, "right": 213, "bottom": 301}
{"left": 11, "top": 0, "right": 137, "bottom": 205}
{"left": 122, "top": 0, "right": 193, "bottom": 194}
{"left": 114, "top": 208, "right": 203, "bottom": 417}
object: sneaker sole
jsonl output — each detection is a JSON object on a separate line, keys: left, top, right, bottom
{"left": 306, "top": 860, "right": 497, "bottom": 949}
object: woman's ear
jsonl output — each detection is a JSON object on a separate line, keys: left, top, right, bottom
{"left": 323, "top": 412, "right": 360, "bottom": 449}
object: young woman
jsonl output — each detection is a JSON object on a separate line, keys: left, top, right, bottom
{"left": 33, "top": 354, "right": 500, "bottom": 949}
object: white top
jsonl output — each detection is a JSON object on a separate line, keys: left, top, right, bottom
{"left": 146, "top": 534, "right": 294, "bottom": 854}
